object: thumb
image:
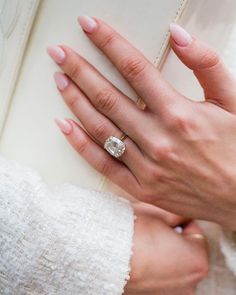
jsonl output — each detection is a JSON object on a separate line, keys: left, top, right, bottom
{"left": 169, "top": 23, "right": 236, "bottom": 112}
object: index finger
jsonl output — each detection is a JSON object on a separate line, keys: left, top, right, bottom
{"left": 78, "top": 16, "right": 183, "bottom": 113}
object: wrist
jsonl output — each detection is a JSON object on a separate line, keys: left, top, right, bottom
{"left": 214, "top": 209, "right": 236, "bottom": 231}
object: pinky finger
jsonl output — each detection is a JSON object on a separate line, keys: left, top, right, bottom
{"left": 54, "top": 117, "right": 141, "bottom": 196}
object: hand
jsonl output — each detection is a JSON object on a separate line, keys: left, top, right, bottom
{"left": 48, "top": 17, "right": 236, "bottom": 229}
{"left": 125, "top": 203, "right": 208, "bottom": 295}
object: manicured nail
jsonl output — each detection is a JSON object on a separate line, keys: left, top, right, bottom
{"left": 54, "top": 72, "right": 69, "bottom": 91}
{"left": 54, "top": 118, "right": 73, "bottom": 135}
{"left": 47, "top": 46, "right": 66, "bottom": 64}
{"left": 169, "top": 23, "right": 192, "bottom": 46}
{"left": 78, "top": 15, "right": 97, "bottom": 33}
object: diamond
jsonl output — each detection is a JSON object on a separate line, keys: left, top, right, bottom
{"left": 104, "top": 136, "right": 126, "bottom": 158}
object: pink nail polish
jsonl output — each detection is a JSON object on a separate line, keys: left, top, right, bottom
{"left": 54, "top": 72, "right": 69, "bottom": 91}
{"left": 78, "top": 15, "right": 97, "bottom": 33}
{"left": 47, "top": 46, "right": 66, "bottom": 64}
{"left": 169, "top": 23, "right": 192, "bottom": 47}
{"left": 54, "top": 118, "right": 73, "bottom": 135}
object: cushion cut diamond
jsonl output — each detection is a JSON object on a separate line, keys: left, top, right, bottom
{"left": 104, "top": 136, "right": 126, "bottom": 158}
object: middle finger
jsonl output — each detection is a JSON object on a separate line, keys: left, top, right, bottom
{"left": 47, "top": 45, "right": 149, "bottom": 150}
{"left": 53, "top": 71, "right": 145, "bottom": 174}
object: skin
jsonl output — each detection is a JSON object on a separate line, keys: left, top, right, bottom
{"left": 48, "top": 18, "right": 236, "bottom": 230}
{"left": 125, "top": 203, "right": 209, "bottom": 295}
{"left": 46, "top": 17, "right": 236, "bottom": 292}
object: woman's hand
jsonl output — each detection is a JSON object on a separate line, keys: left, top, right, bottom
{"left": 125, "top": 203, "right": 208, "bottom": 295}
{"left": 47, "top": 16, "right": 236, "bottom": 229}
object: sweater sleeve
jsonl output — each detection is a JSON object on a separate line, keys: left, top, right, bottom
{"left": 220, "top": 230, "right": 236, "bottom": 276}
{"left": 0, "top": 156, "right": 134, "bottom": 295}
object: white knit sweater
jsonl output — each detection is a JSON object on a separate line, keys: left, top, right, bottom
{"left": 0, "top": 156, "right": 134, "bottom": 295}
{"left": 221, "top": 231, "right": 236, "bottom": 277}
{"left": 1, "top": 155, "right": 236, "bottom": 295}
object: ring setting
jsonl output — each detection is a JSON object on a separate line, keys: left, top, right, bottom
{"left": 104, "top": 135, "right": 126, "bottom": 158}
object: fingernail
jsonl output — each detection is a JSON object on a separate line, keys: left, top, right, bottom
{"left": 54, "top": 118, "right": 73, "bottom": 135}
{"left": 54, "top": 72, "right": 69, "bottom": 91}
{"left": 169, "top": 23, "right": 192, "bottom": 47}
{"left": 78, "top": 15, "right": 97, "bottom": 33}
{"left": 47, "top": 46, "right": 66, "bottom": 64}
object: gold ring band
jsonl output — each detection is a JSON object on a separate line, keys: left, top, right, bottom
{"left": 136, "top": 97, "right": 146, "bottom": 110}
{"left": 185, "top": 233, "right": 206, "bottom": 240}
{"left": 120, "top": 133, "right": 128, "bottom": 141}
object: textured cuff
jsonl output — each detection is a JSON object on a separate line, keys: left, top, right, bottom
{"left": 220, "top": 229, "right": 236, "bottom": 276}
{"left": 0, "top": 156, "right": 134, "bottom": 295}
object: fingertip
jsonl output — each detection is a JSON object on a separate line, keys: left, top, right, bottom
{"left": 54, "top": 72, "right": 69, "bottom": 91}
{"left": 77, "top": 15, "right": 98, "bottom": 33}
{"left": 169, "top": 23, "right": 192, "bottom": 47}
{"left": 54, "top": 117, "right": 73, "bottom": 135}
{"left": 46, "top": 45, "right": 66, "bottom": 64}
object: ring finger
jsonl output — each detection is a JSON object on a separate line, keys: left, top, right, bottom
{"left": 47, "top": 45, "right": 150, "bottom": 151}
{"left": 53, "top": 72, "right": 145, "bottom": 173}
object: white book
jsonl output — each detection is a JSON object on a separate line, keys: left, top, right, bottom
{"left": 0, "top": 0, "right": 40, "bottom": 133}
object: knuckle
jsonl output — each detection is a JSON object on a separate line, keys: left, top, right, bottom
{"left": 197, "top": 47, "right": 220, "bottom": 70}
{"left": 93, "top": 121, "right": 108, "bottom": 141}
{"left": 151, "top": 169, "right": 167, "bottom": 184}
{"left": 99, "top": 32, "right": 118, "bottom": 50}
{"left": 149, "top": 140, "right": 174, "bottom": 162}
{"left": 66, "top": 92, "right": 79, "bottom": 108}
{"left": 193, "top": 258, "right": 209, "bottom": 281}
{"left": 173, "top": 114, "right": 192, "bottom": 133}
{"left": 99, "top": 158, "right": 112, "bottom": 176}
{"left": 68, "top": 64, "right": 80, "bottom": 81}
{"left": 95, "top": 89, "right": 118, "bottom": 113}
{"left": 75, "top": 138, "right": 89, "bottom": 155}
{"left": 167, "top": 107, "right": 196, "bottom": 135}
{"left": 120, "top": 56, "right": 147, "bottom": 82}
{"left": 139, "top": 166, "right": 168, "bottom": 196}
